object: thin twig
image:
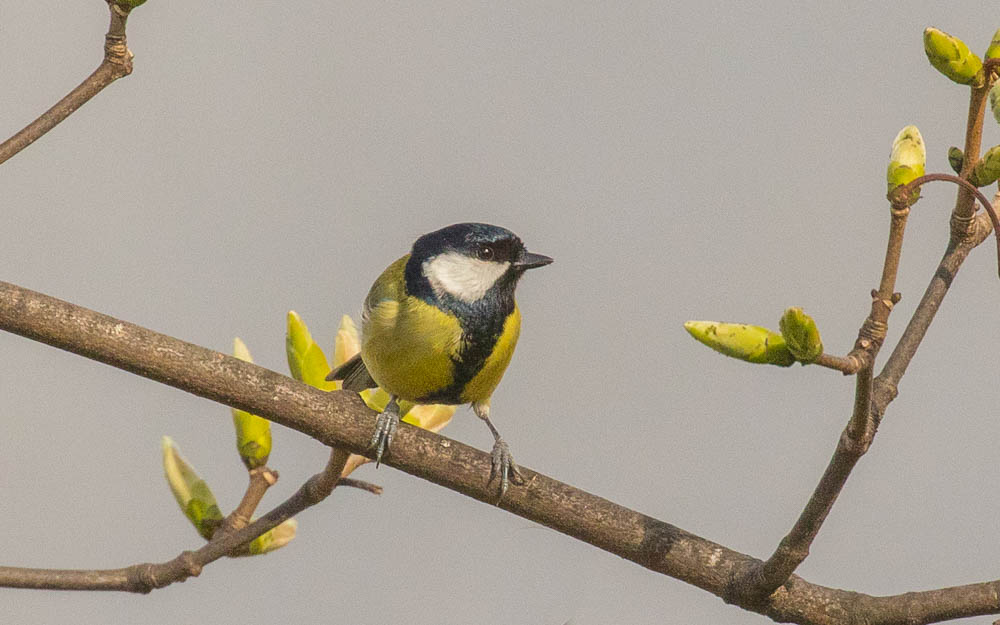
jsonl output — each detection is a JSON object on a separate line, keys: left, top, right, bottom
{"left": 0, "top": 2, "right": 134, "bottom": 166}
{"left": 216, "top": 466, "right": 279, "bottom": 536}
{"left": 0, "top": 446, "right": 350, "bottom": 592}
{"left": 876, "top": 207, "right": 911, "bottom": 298}
{"left": 872, "top": 211, "right": 994, "bottom": 415}
{"left": 744, "top": 183, "right": 997, "bottom": 602}
{"left": 811, "top": 352, "right": 861, "bottom": 375}
{"left": 951, "top": 65, "right": 997, "bottom": 220}
{"left": 338, "top": 478, "right": 383, "bottom": 495}
{"left": 736, "top": 206, "right": 910, "bottom": 602}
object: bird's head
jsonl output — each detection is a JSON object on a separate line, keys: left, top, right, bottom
{"left": 407, "top": 222, "right": 552, "bottom": 304}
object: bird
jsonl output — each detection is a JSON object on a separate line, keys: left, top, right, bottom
{"left": 326, "top": 222, "right": 552, "bottom": 500}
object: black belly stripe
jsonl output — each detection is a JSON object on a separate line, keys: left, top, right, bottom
{"left": 405, "top": 261, "right": 516, "bottom": 404}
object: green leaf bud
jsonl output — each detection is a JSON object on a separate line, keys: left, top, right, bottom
{"left": 986, "top": 28, "right": 1000, "bottom": 60}
{"left": 683, "top": 321, "right": 795, "bottom": 367}
{"left": 401, "top": 403, "right": 456, "bottom": 433}
{"left": 241, "top": 519, "right": 298, "bottom": 556}
{"left": 969, "top": 144, "right": 1000, "bottom": 187}
{"left": 990, "top": 83, "right": 1000, "bottom": 126}
{"left": 231, "top": 338, "right": 272, "bottom": 469}
{"left": 286, "top": 311, "right": 338, "bottom": 391}
{"left": 162, "top": 436, "right": 224, "bottom": 540}
{"left": 778, "top": 307, "right": 823, "bottom": 363}
{"left": 886, "top": 125, "right": 926, "bottom": 200}
{"left": 948, "top": 147, "right": 965, "bottom": 174}
{"left": 923, "top": 27, "right": 983, "bottom": 85}
{"left": 333, "top": 315, "right": 361, "bottom": 369}
{"left": 112, "top": 0, "right": 148, "bottom": 8}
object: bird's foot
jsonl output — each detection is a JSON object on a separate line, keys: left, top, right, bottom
{"left": 369, "top": 407, "right": 399, "bottom": 467}
{"left": 488, "top": 438, "right": 524, "bottom": 502}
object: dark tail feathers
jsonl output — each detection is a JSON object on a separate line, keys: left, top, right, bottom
{"left": 325, "top": 353, "right": 378, "bottom": 391}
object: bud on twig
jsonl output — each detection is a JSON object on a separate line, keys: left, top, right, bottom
{"left": 970, "top": 145, "right": 1000, "bottom": 187}
{"left": 991, "top": 84, "right": 1000, "bottom": 126}
{"left": 779, "top": 307, "right": 823, "bottom": 363}
{"left": 333, "top": 314, "right": 361, "bottom": 369}
{"left": 684, "top": 321, "right": 795, "bottom": 366}
{"left": 162, "top": 436, "right": 224, "bottom": 540}
{"left": 923, "top": 27, "right": 983, "bottom": 85}
{"left": 236, "top": 519, "right": 298, "bottom": 556}
{"left": 986, "top": 28, "right": 1000, "bottom": 61}
{"left": 286, "top": 311, "right": 338, "bottom": 391}
{"left": 948, "top": 147, "right": 964, "bottom": 174}
{"left": 887, "top": 126, "right": 926, "bottom": 202}
{"left": 402, "top": 402, "right": 456, "bottom": 433}
{"left": 230, "top": 338, "right": 272, "bottom": 469}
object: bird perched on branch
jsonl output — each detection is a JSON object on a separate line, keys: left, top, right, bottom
{"left": 327, "top": 222, "right": 552, "bottom": 499}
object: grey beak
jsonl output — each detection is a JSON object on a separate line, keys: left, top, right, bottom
{"left": 515, "top": 251, "right": 554, "bottom": 270}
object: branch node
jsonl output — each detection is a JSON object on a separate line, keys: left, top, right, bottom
{"left": 841, "top": 424, "right": 872, "bottom": 454}
{"left": 128, "top": 551, "right": 202, "bottom": 593}
{"left": 179, "top": 551, "right": 203, "bottom": 578}
{"left": 951, "top": 209, "right": 979, "bottom": 242}
{"left": 126, "top": 564, "right": 156, "bottom": 594}
{"left": 103, "top": 2, "right": 133, "bottom": 73}
{"left": 252, "top": 466, "right": 279, "bottom": 486}
{"left": 855, "top": 316, "right": 887, "bottom": 353}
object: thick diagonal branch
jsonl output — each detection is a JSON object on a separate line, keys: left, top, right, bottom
{"left": 4, "top": 280, "right": 1000, "bottom": 624}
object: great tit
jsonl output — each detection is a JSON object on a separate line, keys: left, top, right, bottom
{"left": 326, "top": 222, "right": 552, "bottom": 499}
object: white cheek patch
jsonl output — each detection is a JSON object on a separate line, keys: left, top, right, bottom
{"left": 423, "top": 252, "right": 510, "bottom": 303}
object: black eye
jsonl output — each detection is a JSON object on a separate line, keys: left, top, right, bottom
{"left": 477, "top": 245, "right": 495, "bottom": 261}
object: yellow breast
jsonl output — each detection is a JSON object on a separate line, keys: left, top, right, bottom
{"left": 362, "top": 295, "right": 463, "bottom": 401}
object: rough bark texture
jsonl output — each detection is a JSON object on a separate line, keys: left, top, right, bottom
{"left": 3, "top": 280, "right": 1000, "bottom": 624}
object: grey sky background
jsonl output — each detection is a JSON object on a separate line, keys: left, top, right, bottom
{"left": 3, "top": 2, "right": 1000, "bottom": 624}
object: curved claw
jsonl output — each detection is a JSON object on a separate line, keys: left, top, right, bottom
{"left": 369, "top": 408, "right": 399, "bottom": 467}
{"left": 488, "top": 438, "right": 524, "bottom": 502}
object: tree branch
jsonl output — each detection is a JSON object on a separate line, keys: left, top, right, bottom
{"left": 0, "top": 2, "right": 134, "bottom": 166}
{"left": 337, "top": 478, "right": 383, "bottom": 495}
{"left": 732, "top": 205, "right": 909, "bottom": 602}
{"left": 951, "top": 65, "right": 997, "bottom": 221}
{"left": 3, "top": 281, "right": 1000, "bottom": 623}
{"left": 872, "top": 209, "right": 994, "bottom": 416}
{"left": 812, "top": 352, "right": 862, "bottom": 374}
{"left": 890, "top": 173, "right": 1000, "bottom": 277}
{"left": 735, "top": 180, "right": 997, "bottom": 604}
{"left": 0, "top": 437, "right": 353, "bottom": 592}
{"left": 216, "top": 466, "right": 279, "bottom": 536}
